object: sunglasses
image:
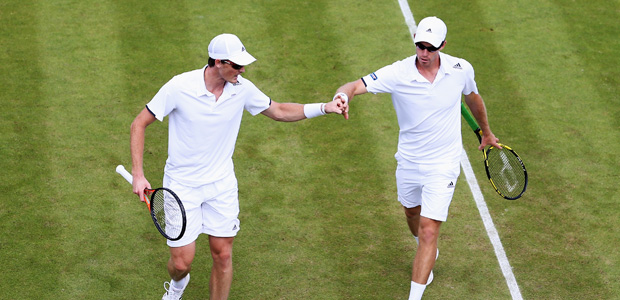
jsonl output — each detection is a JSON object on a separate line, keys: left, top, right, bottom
{"left": 221, "top": 60, "right": 243, "bottom": 70}
{"left": 415, "top": 42, "right": 443, "bottom": 52}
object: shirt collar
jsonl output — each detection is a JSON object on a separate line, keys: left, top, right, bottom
{"left": 411, "top": 52, "right": 451, "bottom": 82}
{"left": 196, "top": 65, "right": 239, "bottom": 98}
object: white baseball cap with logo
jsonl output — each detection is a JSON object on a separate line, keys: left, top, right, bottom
{"left": 413, "top": 17, "right": 447, "bottom": 48}
{"left": 208, "top": 33, "right": 256, "bottom": 66}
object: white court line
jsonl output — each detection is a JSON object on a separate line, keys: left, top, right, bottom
{"left": 395, "top": 2, "right": 523, "bottom": 299}
{"left": 461, "top": 151, "right": 523, "bottom": 300}
{"left": 397, "top": 0, "right": 417, "bottom": 40}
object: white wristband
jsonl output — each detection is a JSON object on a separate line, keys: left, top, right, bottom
{"left": 333, "top": 92, "right": 348, "bottom": 104}
{"left": 304, "top": 103, "right": 326, "bottom": 119}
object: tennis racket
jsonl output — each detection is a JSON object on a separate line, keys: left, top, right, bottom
{"left": 461, "top": 103, "right": 528, "bottom": 200}
{"left": 116, "top": 165, "right": 187, "bottom": 240}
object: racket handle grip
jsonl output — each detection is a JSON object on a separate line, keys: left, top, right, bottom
{"left": 116, "top": 165, "right": 134, "bottom": 185}
{"left": 461, "top": 102, "right": 483, "bottom": 143}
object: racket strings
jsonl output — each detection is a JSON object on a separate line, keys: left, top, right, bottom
{"left": 151, "top": 189, "right": 184, "bottom": 239}
{"left": 486, "top": 148, "right": 527, "bottom": 198}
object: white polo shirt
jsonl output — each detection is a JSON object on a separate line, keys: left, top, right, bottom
{"left": 147, "top": 65, "right": 271, "bottom": 186}
{"left": 362, "top": 52, "right": 479, "bottom": 165}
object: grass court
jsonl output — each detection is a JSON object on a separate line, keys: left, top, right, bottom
{"left": 1, "top": 0, "right": 618, "bottom": 299}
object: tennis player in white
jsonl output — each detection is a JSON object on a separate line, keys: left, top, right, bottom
{"left": 129, "top": 33, "right": 347, "bottom": 300}
{"left": 332, "top": 17, "right": 500, "bottom": 299}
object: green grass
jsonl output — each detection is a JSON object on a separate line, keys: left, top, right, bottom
{"left": 1, "top": 0, "right": 618, "bottom": 299}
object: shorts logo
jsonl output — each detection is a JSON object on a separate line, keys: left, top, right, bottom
{"left": 233, "top": 224, "right": 238, "bottom": 230}
{"left": 447, "top": 181, "right": 455, "bottom": 188}
{"left": 370, "top": 72, "right": 378, "bottom": 80}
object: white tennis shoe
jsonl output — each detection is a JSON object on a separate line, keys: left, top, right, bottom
{"left": 162, "top": 273, "right": 190, "bottom": 300}
{"left": 426, "top": 249, "right": 439, "bottom": 285}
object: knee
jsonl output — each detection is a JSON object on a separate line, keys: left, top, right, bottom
{"left": 211, "top": 248, "right": 232, "bottom": 263}
{"left": 418, "top": 227, "right": 436, "bottom": 242}
{"left": 210, "top": 237, "right": 234, "bottom": 266}
{"left": 170, "top": 258, "right": 192, "bottom": 274}
{"left": 211, "top": 250, "right": 233, "bottom": 271}
{"left": 418, "top": 219, "right": 441, "bottom": 241}
{"left": 404, "top": 206, "right": 421, "bottom": 219}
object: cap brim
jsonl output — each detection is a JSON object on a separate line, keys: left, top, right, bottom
{"left": 229, "top": 51, "right": 256, "bottom": 66}
{"left": 413, "top": 33, "right": 443, "bottom": 48}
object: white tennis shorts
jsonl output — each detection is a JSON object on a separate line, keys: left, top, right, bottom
{"left": 164, "top": 172, "right": 240, "bottom": 248}
{"left": 395, "top": 160, "right": 460, "bottom": 222}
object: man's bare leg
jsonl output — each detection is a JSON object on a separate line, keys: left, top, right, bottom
{"left": 209, "top": 236, "right": 234, "bottom": 300}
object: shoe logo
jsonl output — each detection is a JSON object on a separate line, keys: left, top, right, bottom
{"left": 426, "top": 28, "right": 432, "bottom": 33}
{"left": 453, "top": 63, "right": 462, "bottom": 69}
{"left": 447, "top": 181, "right": 455, "bottom": 188}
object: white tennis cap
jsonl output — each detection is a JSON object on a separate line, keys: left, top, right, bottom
{"left": 414, "top": 17, "right": 447, "bottom": 48}
{"left": 208, "top": 33, "right": 256, "bottom": 66}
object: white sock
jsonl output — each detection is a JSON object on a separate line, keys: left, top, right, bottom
{"left": 171, "top": 273, "right": 189, "bottom": 291}
{"left": 408, "top": 281, "right": 426, "bottom": 300}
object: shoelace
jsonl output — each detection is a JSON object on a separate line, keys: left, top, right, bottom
{"left": 162, "top": 282, "right": 183, "bottom": 300}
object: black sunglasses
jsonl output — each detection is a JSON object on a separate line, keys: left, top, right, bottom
{"left": 221, "top": 60, "right": 243, "bottom": 70}
{"left": 415, "top": 42, "right": 443, "bottom": 52}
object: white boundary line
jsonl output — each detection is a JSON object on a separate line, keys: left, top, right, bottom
{"left": 396, "top": 2, "right": 523, "bottom": 299}
{"left": 397, "top": 0, "right": 417, "bottom": 40}
{"left": 460, "top": 151, "right": 523, "bottom": 300}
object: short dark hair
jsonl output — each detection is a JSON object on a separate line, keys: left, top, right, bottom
{"left": 208, "top": 57, "right": 216, "bottom": 67}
